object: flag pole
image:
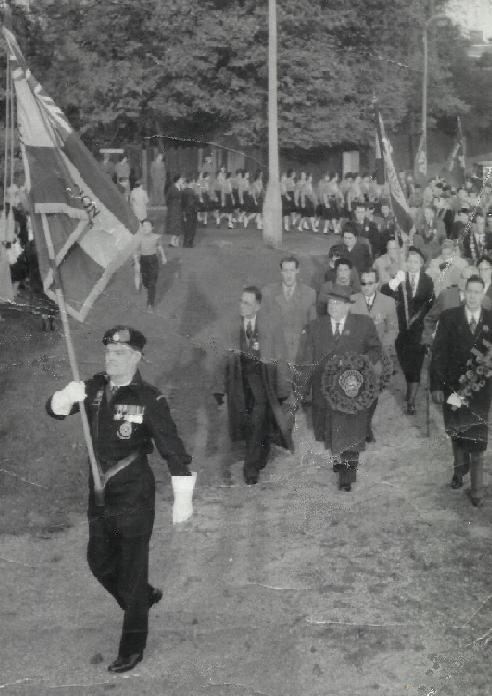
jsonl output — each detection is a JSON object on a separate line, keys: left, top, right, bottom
{"left": 40, "top": 213, "right": 105, "bottom": 506}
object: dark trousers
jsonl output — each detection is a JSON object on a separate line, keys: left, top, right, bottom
{"left": 451, "top": 439, "right": 484, "bottom": 498}
{"left": 140, "top": 254, "right": 159, "bottom": 307}
{"left": 242, "top": 375, "right": 271, "bottom": 479}
{"left": 339, "top": 450, "right": 359, "bottom": 486}
{"left": 183, "top": 213, "right": 197, "bottom": 248}
{"left": 367, "top": 398, "right": 378, "bottom": 436}
{"left": 87, "top": 509, "right": 155, "bottom": 657}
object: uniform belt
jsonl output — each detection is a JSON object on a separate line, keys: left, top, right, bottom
{"left": 99, "top": 451, "right": 140, "bottom": 486}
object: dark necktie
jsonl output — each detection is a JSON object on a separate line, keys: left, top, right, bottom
{"left": 105, "top": 383, "right": 118, "bottom": 403}
{"left": 245, "top": 320, "right": 253, "bottom": 341}
{"left": 469, "top": 316, "right": 477, "bottom": 334}
{"left": 409, "top": 274, "right": 416, "bottom": 296}
{"left": 366, "top": 298, "right": 373, "bottom": 311}
{"left": 334, "top": 322, "right": 341, "bottom": 340}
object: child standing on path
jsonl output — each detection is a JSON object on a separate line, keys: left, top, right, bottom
{"left": 134, "top": 219, "right": 167, "bottom": 312}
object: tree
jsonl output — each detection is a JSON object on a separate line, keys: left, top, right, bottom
{"left": 0, "top": 0, "right": 481, "bottom": 154}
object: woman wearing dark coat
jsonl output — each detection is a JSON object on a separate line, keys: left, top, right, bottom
{"left": 381, "top": 246, "right": 434, "bottom": 414}
{"left": 165, "top": 174, "right": 184, "bottom": 247}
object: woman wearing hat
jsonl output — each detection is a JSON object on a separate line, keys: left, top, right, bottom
{"left": 298, "top": 285, "right": 382, "bottom": 491}
{"left": 381, "top": 246, "right": 435, "bottom": 414}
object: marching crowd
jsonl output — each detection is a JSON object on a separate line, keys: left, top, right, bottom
{"left": 207, "top": 167, "right": 492, "bottom": 510}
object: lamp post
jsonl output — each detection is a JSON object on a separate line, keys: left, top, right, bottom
{"left": 262, "top": 0, "right": 282, "bottom": 248}
{"left": 420, "top": 13, "right": 449, "bottom": 175}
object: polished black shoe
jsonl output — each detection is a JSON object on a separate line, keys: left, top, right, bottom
{"left": 366, "top": 431, "right": 375, "bottom": 443}
{"left": 450, "top": 474, "right": 463, "bottom": 489}
{"left": 244, "top": 476, "right": 258, "bottom": 485}
{"left": 342, "top": 484, "right": 352, "bottom": 492}
{"left": 148, "top": 587, "right": 163, "bottom": 608}
{"left": 406, "top": 403, "right": 416, "bottom": 415}
{"left": 107, "top": 652, "right": 143, "bottom": 673}
{"left": 471, "top": 496, "right": 483, "bottom": 508}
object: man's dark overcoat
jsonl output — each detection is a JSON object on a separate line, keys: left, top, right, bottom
{"left": 298, "top": 313, "right": 381, "bottom": 454}
{"left": 212, "top": 311, "right": 293, "bottom": 452}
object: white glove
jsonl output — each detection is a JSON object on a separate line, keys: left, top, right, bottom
{"left": 51, "top": 380, "right": 86, "bottom": 415}
{"left": 171, "top": 471, "right": 197, "bottom": 524}
{"left": 388, "top": 270, "right": 406, "bottom": 291}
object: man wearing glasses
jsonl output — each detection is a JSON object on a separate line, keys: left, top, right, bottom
{"left": 351, "top": 268, "right": 398, "bottom": 442}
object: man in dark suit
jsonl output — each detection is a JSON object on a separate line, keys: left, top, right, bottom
{"left": 298, "top": 286, "right": 382, "bottom": 492}
{"left": 430, "top": 275, "right": 492, "bottom": 507}
{"left": 381, "top": 246, "right": 434, "bottom": 414}
{"left": 212, "top": 286, "right": 292, "bottom": 485}
{"left": 461, "top": 211, "right": 492, "bottom": 265}
{"left": 352, "top": 202, "right": 384, "bottom": 258}
{"left": 342, "top": 222, "right": 373, "bottom": 276}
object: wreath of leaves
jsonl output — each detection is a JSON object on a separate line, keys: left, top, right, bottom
{"left": 321, "top": 351, "right": 379, "bottom": 414}
{"left": 379, "top": 349, "right": 394, "bottom": 391}
{"left": 456, "top": 343, "right": 492, "bottom": 407}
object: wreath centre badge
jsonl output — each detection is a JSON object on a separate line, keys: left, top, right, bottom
{"left": 321, "top": 351, "right": 380, "bottom": 414}
{"left": 117, "top": 421, "right": 133, "bottom": 439}
{"left": 339, "top": 369, "right": 363, "bottom": 398}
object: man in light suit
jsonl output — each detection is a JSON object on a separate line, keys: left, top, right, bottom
{"left": 262, "top": 254, "right": 317, "bottom": 377}
{"left": 426, "top": 238, "right": 468, "bottom": 298}
{"left": 351, "top": 267, "right": 398, "bottom": 441}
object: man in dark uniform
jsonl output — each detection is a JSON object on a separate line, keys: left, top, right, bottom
{"left": 431, "top": 276, "right": 492, "bottom": 507}
{"left": 46, "top": 326, "right": 192, "bottom": 672}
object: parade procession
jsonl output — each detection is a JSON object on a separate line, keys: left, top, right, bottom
{"left": 1, "top": 1, "right": 492, "bottom": 694}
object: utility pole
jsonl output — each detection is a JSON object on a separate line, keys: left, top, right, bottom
{"left": 262, "top": 0, "right": 282, "bottom": 248}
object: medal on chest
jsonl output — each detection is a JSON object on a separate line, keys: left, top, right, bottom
{"left": 117, "top": 420, "right": 133, "bottom": 440}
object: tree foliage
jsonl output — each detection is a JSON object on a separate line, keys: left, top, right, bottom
{"left": 0, "top": 0, "right": 486, "bottom": 152}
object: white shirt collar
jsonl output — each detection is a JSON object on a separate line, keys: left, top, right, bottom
{"left": 365, "top": 293, "right": 376, "bottom": 305}
{"left": 109, "top": 378, "right": 132, "bottom": 389}
{"left": 331, "top": 315, "right": 347, "bottom": 332}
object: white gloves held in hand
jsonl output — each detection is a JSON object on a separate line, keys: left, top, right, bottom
{"left": 51, "top": 380, "right": 86, "bottom": 415}
{"left": 171, "top": 472, "right": 197, "bottom": 525}
{"left": 388, "top": 270, "right": 406, "bottom": 291}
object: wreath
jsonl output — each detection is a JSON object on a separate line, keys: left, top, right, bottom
{"left": 321, "top": 352, "right": 379, "bottom": 414}
{"left": 379, "top": 349, "right": 394, "bottom": 391}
